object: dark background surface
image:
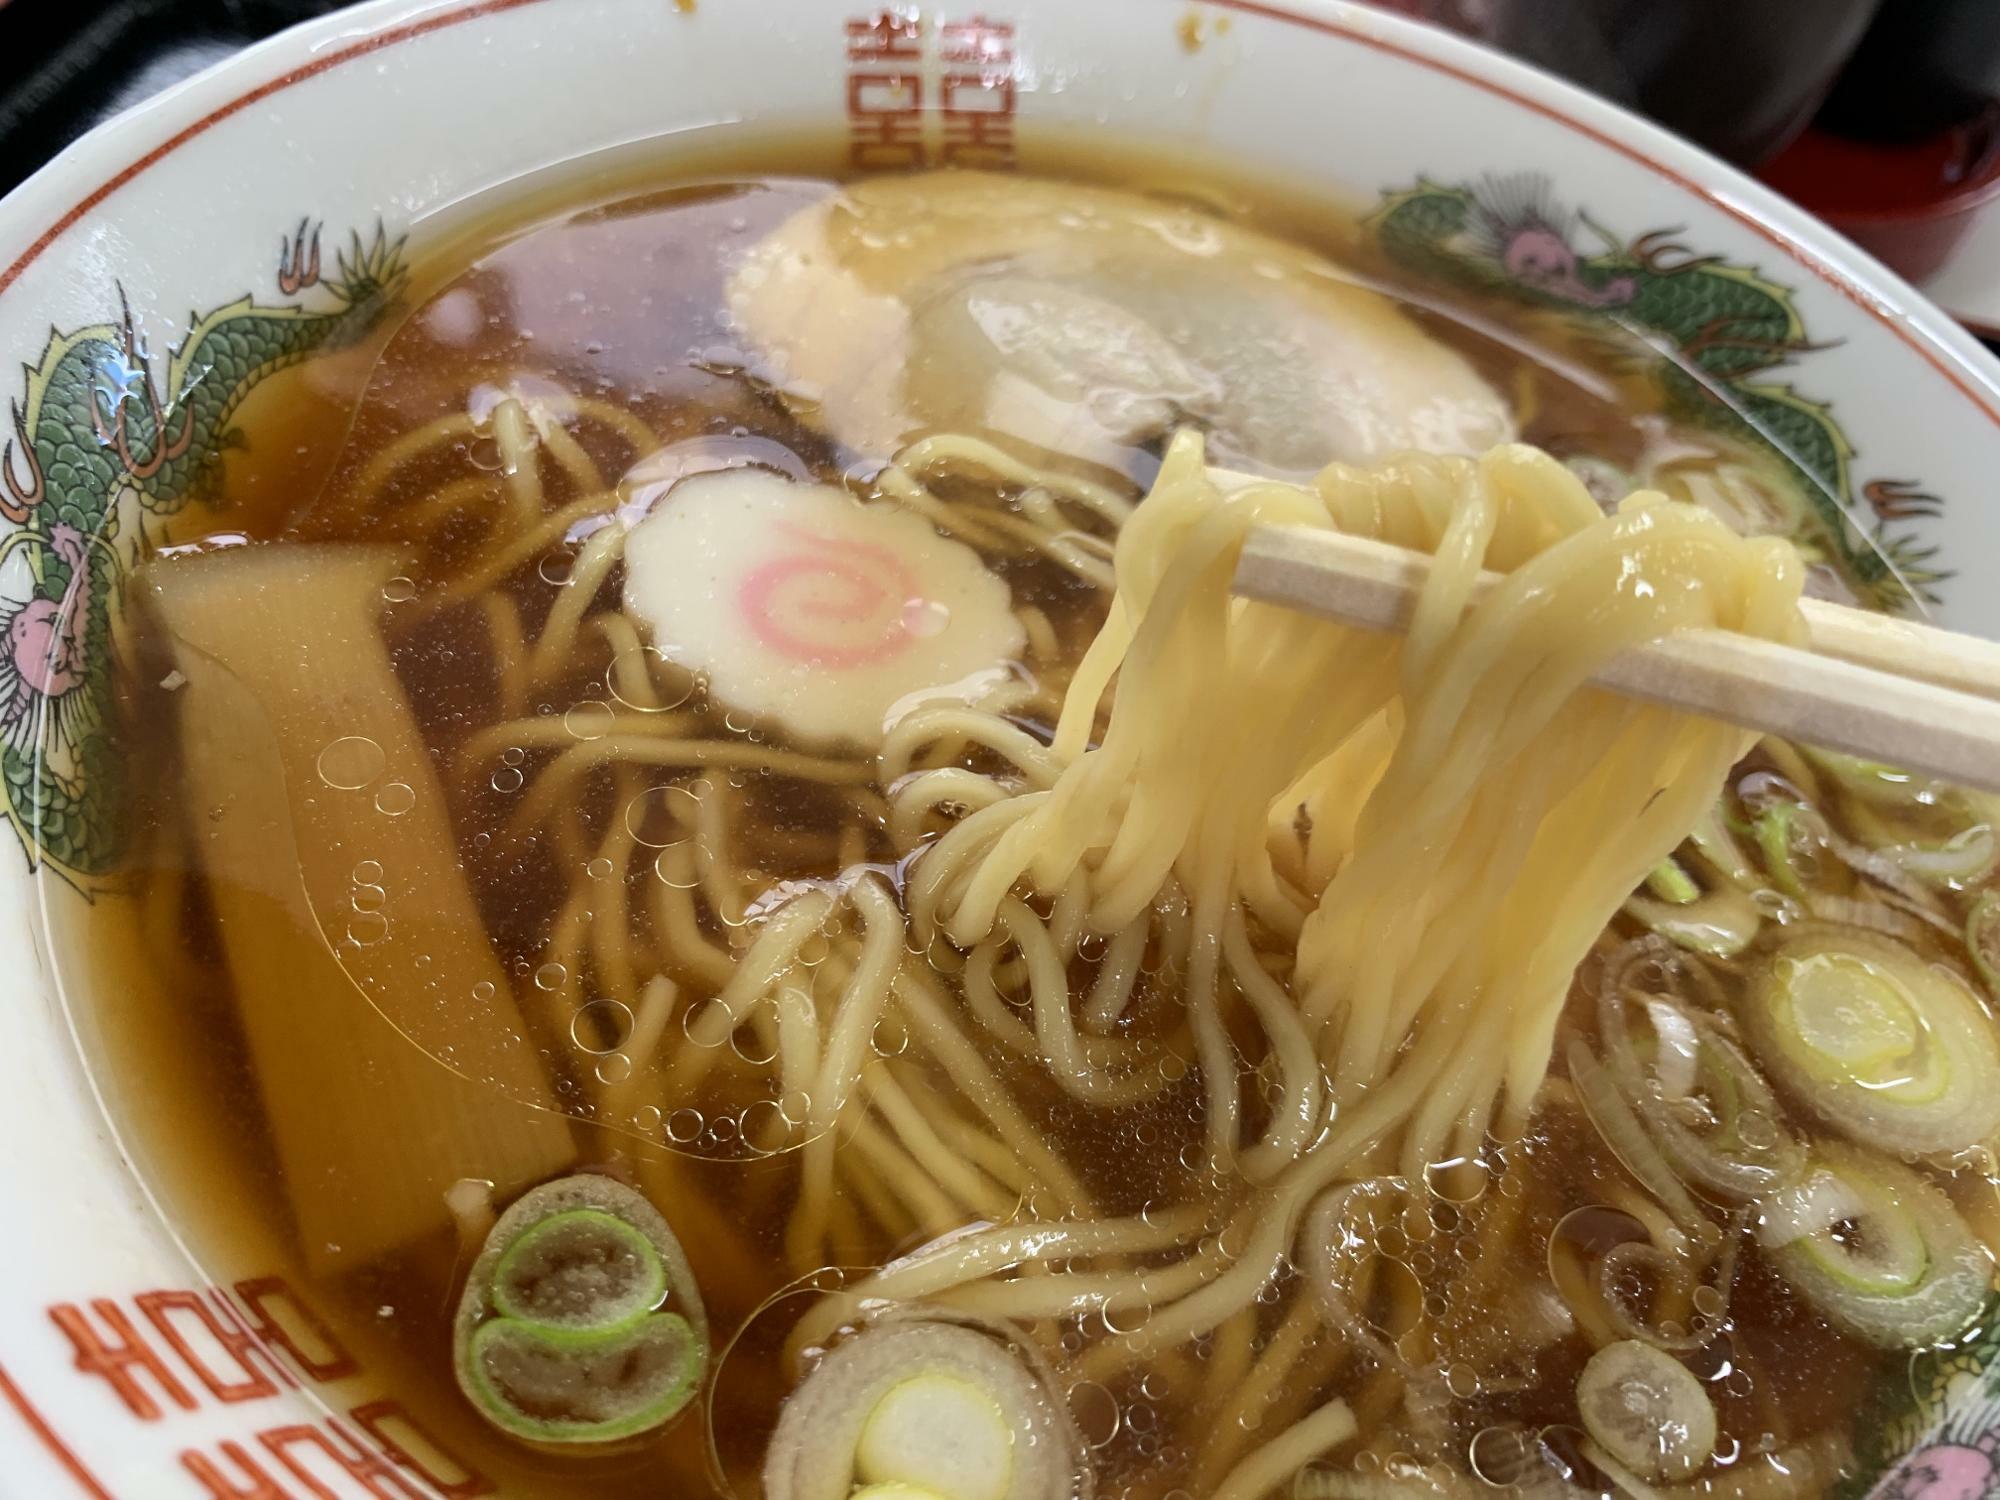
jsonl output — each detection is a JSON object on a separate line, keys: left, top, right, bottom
{"left": 0, "top": 0, "right": 1994, "bottom": 353}
{"left": 0, "top": 0, "right": 1909, "bottom": 191}
{"left": 0, "top": 1, "right": 1993, "bottom": 178}
{"left": 0, "top": 2, "right": 356, "bottom": 197}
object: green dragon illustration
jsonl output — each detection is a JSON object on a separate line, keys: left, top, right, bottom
{"left": 1836, "top": 1298, "right": 2000, "bottom": 1499}
{"left": 1372, "top": 176, "right": 1943, "bottom": 612}
{"left": 0, "top": 222, "right": 405, "bottom": 888}
{"left": 1375, "top": 181, "right": 1983, "bottom": 1493}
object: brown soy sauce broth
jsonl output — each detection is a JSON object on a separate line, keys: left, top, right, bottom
{"left": 86, "top": 136, "right": 1993, "bottom": 1499}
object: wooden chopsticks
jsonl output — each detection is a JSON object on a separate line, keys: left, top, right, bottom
{"left": 1231, "top": 523, "right": 2000, "bottom": 795}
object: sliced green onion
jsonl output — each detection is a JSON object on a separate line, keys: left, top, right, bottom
{"left": 465, "top": 1311, "right": 702, "bottom": 1443}
{"left": 1652, "top": 1025, "right": 1798, "bottom": 1202}
{"left": 1753, "top": 800, "right": 1830, "bottom": 902}
{"left": 1567, "top": 1039, "right": 1714, "bottom": 1242}
{"left": 1641, "top": 997, "right": 1700, "bottom": 1100}
{"left": 1594, "top": 1240, "right": 1712, "bottom": 1354}
{"left": 1805, "top": 750, "right": 2000, "bottom": 891}
{"left": 1578, "top": 1438, "right": 1672, "bottom": 1500}
{"left": 1291, "top": 1471, "right": 1458, "bottom": 1500}
{"left": 1799, "top": 750, "right": 1925, "bottom": 809}
{"left": 763, "top": 1313, "right": 1086, "bottom": 1500}
{"left": 1576, "top": 1339, "right": 1715, "bottom": 1483}
{"left": 1745, "top": 924, "right": 2000, "bottom": 1154}
{"left": 455, "top": 1175, "right": 707, "bottom": 1446}
{"left": 1851, "top": 814, "right": 2000, "bottom": 892}
{"left": 1759, "top": 1145, "right": 1991, "bottom": 1348}
{"left": 1803, "top": 892, "right": 1928, "bottom": 943}
{"left": 1630, "top": 812, "right": 1768, "bottom": 956}
{"left": 1969, "top": 892, "right": 2000, "bottom": 995}
{"left": 492, "top": 1208, "right": 667, "bottom": 1333}
{"left": 858, "top": 1373, "right": 1015, "bottom": 1500}
{"left": 1624, "top": 884, "right": 1762, "bottom": 958}
{"left": 1599, "top": 937, "right": 1735, "bottom": 1015}
{"left": 1594, "top": 947, "right": 1804, "bottom": 1203}
{"left": 1882, "top": 824, "right": 1999, "bottom": 889}
{"left": 1646, "top": 859, "right": 1700, "bottom": 905}
{"left": 1689, "top": 799, "right": 1759, "bottom": 888}
{"left": 1827, "top": 826, "right": 1957, "bottom": 915}
{"left": 1302, "top": 1182, "right": 1447, "bottom": 1381}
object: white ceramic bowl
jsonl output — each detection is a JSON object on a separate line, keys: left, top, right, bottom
{"left": 2, "top": 1, "right": 1998, "bottom": 1493}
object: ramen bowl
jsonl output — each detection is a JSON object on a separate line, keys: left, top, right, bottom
{"left": 2, "top": 1, "right": 1999, "bottom": 1495}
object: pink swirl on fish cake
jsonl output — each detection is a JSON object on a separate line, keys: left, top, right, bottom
{"left": 737, "top": 520, "right": 928, "bottom": 669}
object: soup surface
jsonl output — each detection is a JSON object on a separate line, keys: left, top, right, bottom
{"left": 81, "top": 143, "right": 2000, "bottom": 1500}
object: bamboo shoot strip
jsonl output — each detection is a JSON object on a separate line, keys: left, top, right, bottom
{"left": 142, "top": 544, "right": 574, "bottom": 1273}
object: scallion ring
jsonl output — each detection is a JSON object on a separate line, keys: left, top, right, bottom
{"left": 1758, "top": 1144, "right": 1991, "bottom": 1349}
{"left": 1744, "top": 924, "right": 2000, "bottom": 1155}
